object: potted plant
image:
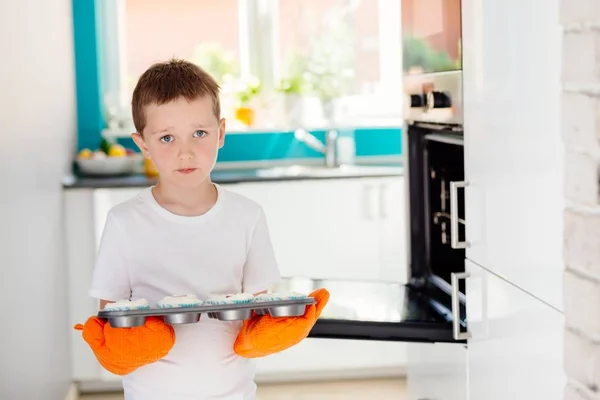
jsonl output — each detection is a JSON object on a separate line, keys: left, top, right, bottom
{"left": 302, "top": 6, "right": 355, "bottom": 123}
{"left": 275, "top": 71, "right": 306, "bottom": 126}
{"left": 233, "top": 76, "right": 261, "bottom": 127}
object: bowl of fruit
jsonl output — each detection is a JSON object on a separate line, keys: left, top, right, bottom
{"left": 76, "top": 139, "right": 138, "bottom": 176}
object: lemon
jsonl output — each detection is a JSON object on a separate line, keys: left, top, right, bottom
{"left": 108, "top": 144, "right": 127, "bottom": 157}
{"left": 78, "top": 148, "right": 92, "bottom": 159}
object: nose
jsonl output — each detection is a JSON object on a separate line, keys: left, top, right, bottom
{"left": 177, "top": 142, "right": 195, "bottom": 160}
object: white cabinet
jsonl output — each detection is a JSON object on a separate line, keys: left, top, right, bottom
{"left": 465, "top": 259, "right": 565, "bottom": 400}
{"left": 406, "top": 343, "right": 467, "bottom": 400}
{"left": 226, "top": 177, "right": 407, "bottom": 283}
{"left": 65, "top": 189, "right": 102, "bottom": 382}
{"left": 461, "top": 0, "right": 563, "bottom": 310}
{"left": 225, "top": 179, "right": 379, "bottom": 281}
{"left": 255, "top": 338, "right": 406, "bottom": 382}
{"left": 377, "top": 178, "right": 408, "bottom": 283}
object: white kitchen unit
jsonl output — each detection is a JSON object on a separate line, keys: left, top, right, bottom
{"left": 65, "top": 175, "right": 408, "bottom": 386}
{"left": 65, "top": 189, "right": 104, "bottom": 382}
{"left": 254, "top": 338, "right": 406, "bottom": 382}
{"left": 465, "top": 259, "right": 565, "bottom": 399}
{"left": 461, "top": 0, "right": 563, "bottom": 311}
{"left": 227, "top": 177, "right": 407, "bottom": 283}
{"left": 375, "top": 178, "right": 407, "bottom": 283}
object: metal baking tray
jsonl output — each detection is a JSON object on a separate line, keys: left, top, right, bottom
{"left": 97, "top": 297, "right": 316, "bottom": 328}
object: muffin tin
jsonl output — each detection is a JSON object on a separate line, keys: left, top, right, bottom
{"left": 97, "top": 297, "right": 316, "bottom": 328}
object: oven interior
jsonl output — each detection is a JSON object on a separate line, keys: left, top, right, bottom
{"left": 407, "top": 123, "right": 466, "bottom": 299}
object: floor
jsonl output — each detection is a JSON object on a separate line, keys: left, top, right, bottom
{"left": 79, "top": 378, "right": 407, "bottom": 400}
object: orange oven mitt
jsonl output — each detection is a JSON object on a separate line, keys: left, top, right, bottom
{"left": 234, "top": 288, "right": 330, "bottom": 358}
{"left": 74, "top": 316, "right": 175, "bottom": 375}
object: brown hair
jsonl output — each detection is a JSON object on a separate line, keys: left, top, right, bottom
{"left": 131, "top": 58, "right": 221, "bottom": 134}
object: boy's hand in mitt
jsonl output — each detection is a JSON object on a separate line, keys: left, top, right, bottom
{"left": 74, "top": 316, "right": 175, "bottom": 375}
{"left": 233, "top": 288, "right": 330, "bottom": 358}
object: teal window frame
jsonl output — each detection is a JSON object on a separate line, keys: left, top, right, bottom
{"left": 72, "top": 0, "right": 105, "bottom": 151}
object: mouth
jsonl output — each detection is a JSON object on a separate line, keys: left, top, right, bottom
{"left": 177, "top": 168, "right": 197, "bottom": 174}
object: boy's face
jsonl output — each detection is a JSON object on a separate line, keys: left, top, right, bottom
{"left": 132, "top": 95, "right": 225, "bottom": 188}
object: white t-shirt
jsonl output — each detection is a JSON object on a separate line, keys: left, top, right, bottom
{"left": 89, "top": 184, "right": 281, "bottom": 400}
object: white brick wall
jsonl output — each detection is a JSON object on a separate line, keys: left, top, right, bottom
{"left": 564, "top": 209, "right": 600, "bottom": 278}
{"left": 562, "top": 1, "right": 600, "bottom": 398}
{"left": 564, "top": 151, "right": 599, "bottom": 205}
{"left": 563, "top": 269, "right": 600, "bottom": 341}
{"left": 565, "top": 382, "right": 600, "bottom": 400}
{"left": 564, "top": 327, "right": 600, "bottom": 392}
{"left": 560, "top": 93, "right": 600, "bottom": 153}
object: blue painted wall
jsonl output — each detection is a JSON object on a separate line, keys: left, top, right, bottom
{"left": 72, "top": 0, "right": 402, "bottom": 163}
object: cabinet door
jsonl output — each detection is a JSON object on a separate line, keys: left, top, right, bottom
{"left": 461, "top": 0, "right": 563, "bottom": 310}
{"left": 376, "top": 177, "right": 408, "bottom": 283}
{"left": 466, "top": 259, "right": 565, "bottom": 400}
{"left": 255, "top": 338, "right": 406, "bottom": 382}
{"left": 225, "top": 179, "right": 382, "bottom": 281}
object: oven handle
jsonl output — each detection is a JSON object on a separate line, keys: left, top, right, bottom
{"left": 451, "top": 271, "right": 471, "bottom": 341}
{"left": 450, "top": 180, "right": 470, "bottom": 249}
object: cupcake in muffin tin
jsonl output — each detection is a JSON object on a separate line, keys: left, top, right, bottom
{"left": 204, "top": 293, "right": 254, "bottom": 320}
{"left": 252, "top": 292, "right": 308, "bottom": 303}
{"left": 157, "top": 294, "right": 203, "bottom": 308}
{"left": 155, "top": 294, "right": 204, "bottom": 325}
{"left": 204, "top": 293, "right": 254, "bottom": 306}
{"left": 103, "top": 298, "right": 151, "bottom": 311}
{"left": 251, "top": 292, "right": 309, "bottom": 317}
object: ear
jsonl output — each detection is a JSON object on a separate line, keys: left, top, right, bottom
{"left": 218, "top": 118, "right": 226, "bottom": 149}
{"left": 131, "top": 132, "right": 151, "bottom": 159}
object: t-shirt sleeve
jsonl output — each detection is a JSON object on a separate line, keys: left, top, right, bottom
{"left": 242, "top": 207, "right": 282, "bottom": 294}
{"left": 88, "top": 211, "right": 132, "bottom": 301}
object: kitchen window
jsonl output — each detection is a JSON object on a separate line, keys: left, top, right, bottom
{"left": 98, "top": 0, "right": 403, "bottom": 135}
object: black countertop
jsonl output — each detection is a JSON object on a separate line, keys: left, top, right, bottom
{"left": 62, "top": 163, "right": 404, "bottom": 189}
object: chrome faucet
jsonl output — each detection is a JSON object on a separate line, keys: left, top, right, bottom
{"left": 294, "top": 128, "right": 338, "bottom": 167}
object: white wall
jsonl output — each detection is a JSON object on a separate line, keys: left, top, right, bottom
{"left": 0, "top": 0, "right": 76, "bottom": 399}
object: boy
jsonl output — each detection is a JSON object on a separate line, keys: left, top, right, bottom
{"left": 74, "top": 59, "right": 329, "bottom": 400}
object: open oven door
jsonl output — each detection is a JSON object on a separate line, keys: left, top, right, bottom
{"left": 274, "top": 276, "right": 467, "bottom": 344}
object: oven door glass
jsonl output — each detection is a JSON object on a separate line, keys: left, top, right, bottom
{"left": 401, "top": 0, "right": 462, "bottom": 74}
{"left": 275, "top": 277, "right": 466, "bottom": 344}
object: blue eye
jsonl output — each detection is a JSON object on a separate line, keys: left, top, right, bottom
{"left": 159, "top": 135, "right": 173, "bottom": 143}
{"left": 193, "top": 130, "right": 207, "bottom": 138}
